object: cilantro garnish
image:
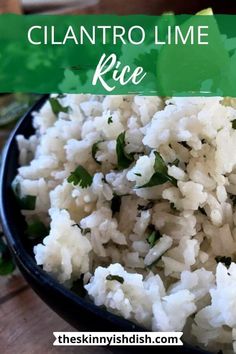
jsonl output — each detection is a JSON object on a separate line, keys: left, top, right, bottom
{"left": 49, "top": 97, "right": 69, "bottom": 115}
{"left": 107, "top": 116, "right": 113, "bottom": 124}
{"left": 232, "top": 120, "right": 236, "bottom": 129}
{"left": 147, "top": 229, "right": 162, "bottom": 248}
{"left": 18, "top": 195, "right": 36, "bottom": 210}
{"left": 91, "top": 140, "right": 104, "bottom": 165}
{"left": 106, "top": 274, "right": 124, "bottom": 284}
{"left": 139, "top": 151, "right": 177, "bottom": 188}
{"left": 170, "top": 158, "right": 179, "bottom": 167}
{"left": 116, "top": 132, "right": 134, "bottom": 170}
{"left": 26, "top": 220, "right": 49, "bottom": 241}
{"left": 67, "top": 166, "right": 93, "bottom": 188}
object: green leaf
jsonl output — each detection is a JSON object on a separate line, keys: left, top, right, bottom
{"left": 232, "top": 119, "right": 236, "bottom": 129}
{"left": 0, "top": 237, "right": 15, "bottom": 276}
{"left": 139, "top": 172, "right": 168, "bottom": 188}
{"left": 139, "top": 152, "right": 177, "bottom": 188}
{"left": 12, "top": 179, "right": 36, "bottom": 210}
{"left": 18, "top": 195, "right": 36, "bottom": 210}
{"left": 91, "top": 140, "right": 104, "bottom": 165}
{"left": 106, "top": 274, "right": 124, "bottom": 284}
{"left": 166, "top": 176, "right": 178, "bottom": 186}
{"left": 111, "top": 194, "right": 122, "bottom": 215}
{"left": 154, "top": 151, "right": 168, "bottom": 174}
{"left": 67, "top": 165, "right": 93, "bottom": 188}
{"left": 116, "top": 132, "right": 134, "bottom": 170}
{"left": 107, "top": 116, "right": 113, "bottom": 124}
{"left": 170, "top": 158, "right": 180, "bottom": 167}
{"left": 26, "top": 221, "right": 49, "bottom": 240}
{"left": 49, "top": 97, "right": 69, "bottom": 115}
{"left": 147, "top": 230, "right": 162, "bottom": 248}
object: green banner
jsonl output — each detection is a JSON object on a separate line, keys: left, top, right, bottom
{"left": 0, "top": 14, "right": 236, "bottom": 96}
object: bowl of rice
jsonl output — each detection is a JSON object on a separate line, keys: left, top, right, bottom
{"left": 2, "top": 94, "right": 236, "bottom": 353}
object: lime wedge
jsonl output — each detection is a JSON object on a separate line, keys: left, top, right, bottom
{"left": 196, "top": 8, "right": 213, "bottom": 16}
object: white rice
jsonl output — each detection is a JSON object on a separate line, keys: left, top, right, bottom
{"left": 14, "top": 94, "right": 236, "bottom": 352}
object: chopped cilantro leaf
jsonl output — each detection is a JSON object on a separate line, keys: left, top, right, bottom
{"left": 170, "top": 158, "right": 179, "bottom": 167}
{"left": 147, "top": 229, "right": 162, "bottom": 248}
{"left": 154, "top": 151, "right": 168, "bottom": 174}
{"left": 134, "top": 173, "right": 142, "bottom": 177}
{"left": 107, "top": 116, "right": 113, "bottom": 124}
{"left": 19, "top": 195, "right": 36, "bottom": 210}
{"left": 116, "top": 132, "right": 134, "bottom": 170}
{"left": 139, "top": 173, "right": 168, "bottom": 188}
{"left": 49, "top": 97, "right": 69, "bottom": 115}
{"left": 92, "top": 140, "right": 104, "bottom": 165}
{"left": 139, "top": 152, "right": 177, "bottom": 188}
{"left": 106, "top": 274, "right": 124, "bottom": 284}
{"left": 67, "top": 166, "right": 93, "bottom": 188}
{"left": 26, "top": 220, "right": 49, "bottom": 241}
{"left": 232, "top": 120, "right": 236, "bottom": 129}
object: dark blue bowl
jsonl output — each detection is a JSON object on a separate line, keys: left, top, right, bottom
{"left": 0, "top": 96, "right": 209, "bottom": 354}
